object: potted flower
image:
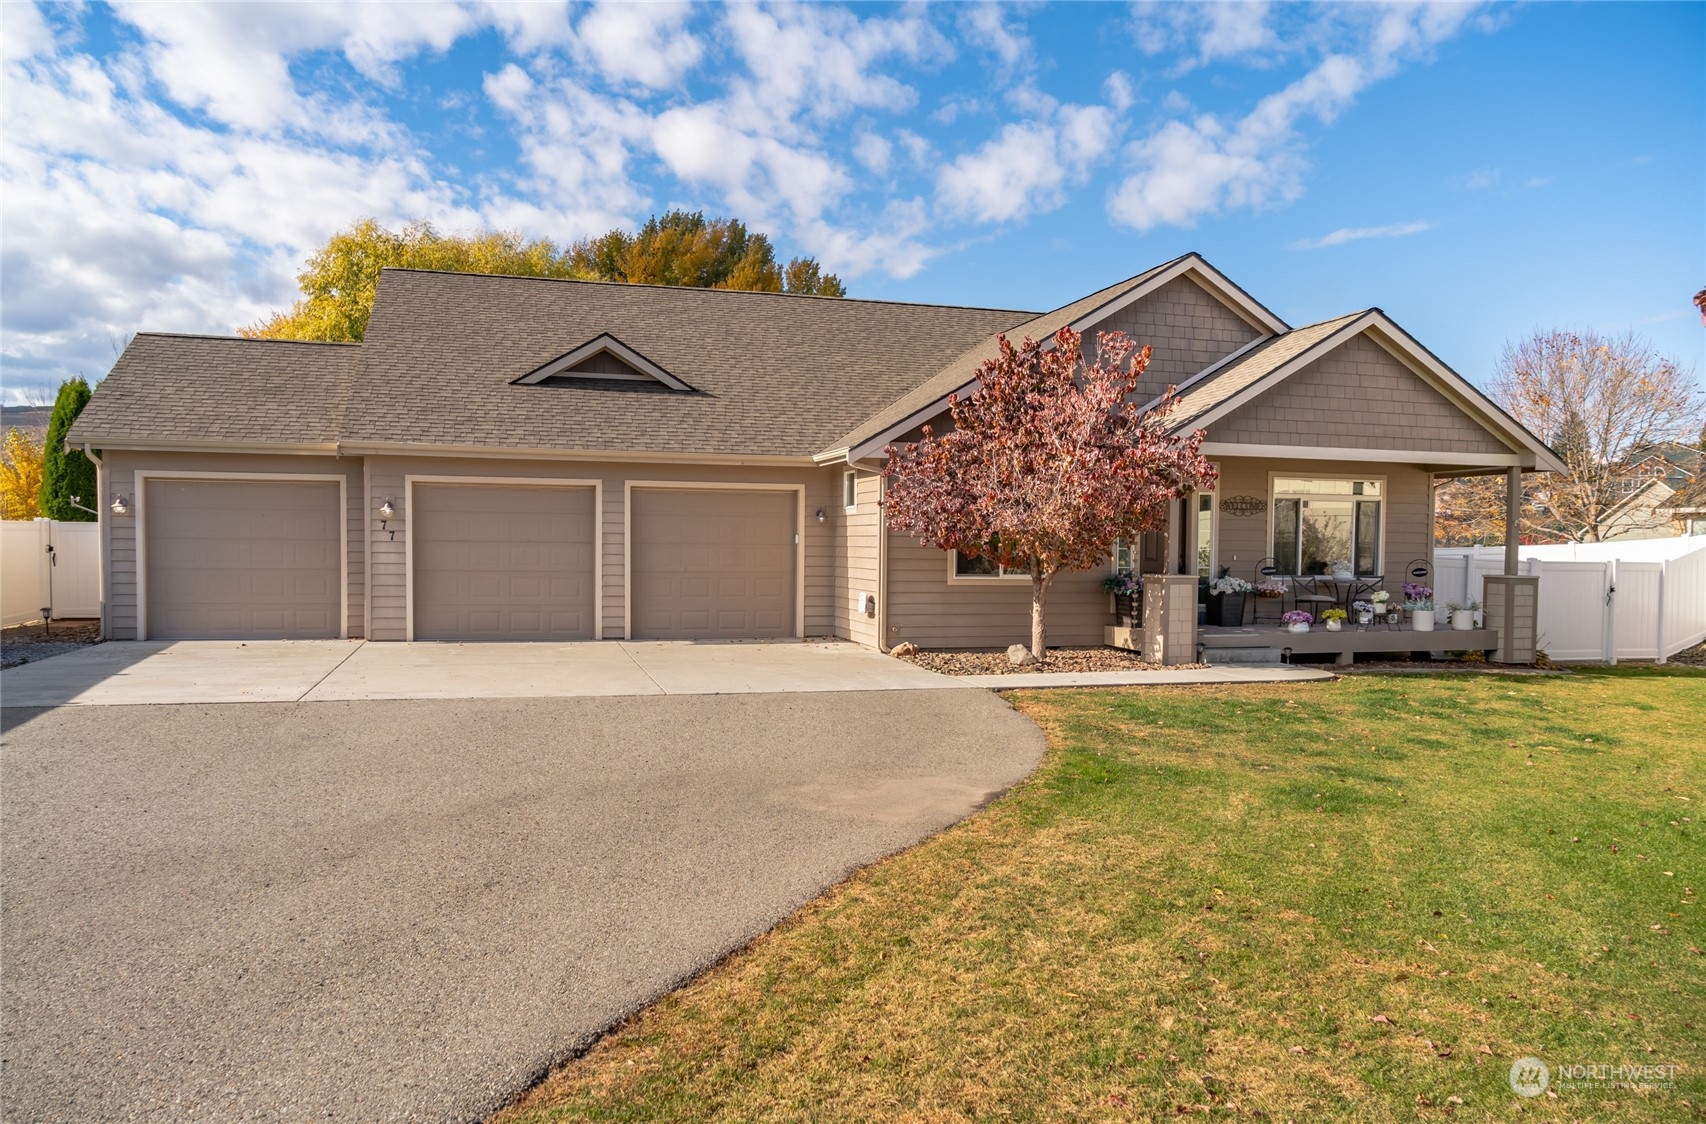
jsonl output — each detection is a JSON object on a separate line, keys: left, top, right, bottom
{"left": 1255, "top": 579, "right": 1288, "bottom": 599}
{"left": 1329, "top": 558, "right": 1353, "bottom": 580}
{"left": 1321, "top": 607, "right": 1347, "bottom": 632}
{"left": 1101, "top": 572, "right": 1143, "bottom": 625}
{"left": 1282, "top": 609, "right": 1313, "bottom": 634}
{"left": 1352, "top": 599, "right": 1375, "bottom": 627}
{"left": 1207, "top": 575, "right": 1253, "bottom": 626}
{"left": 1403, "top": 582, "right": 1435, "bottom": 632}
{"left": 1447, "top": 598, "right": 1481, "bottom": 631}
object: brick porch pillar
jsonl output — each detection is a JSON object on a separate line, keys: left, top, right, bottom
{"left": 1141, "top": 574, "right": 1198, "bottom": 665}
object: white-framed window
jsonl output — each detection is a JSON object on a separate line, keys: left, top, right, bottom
{"left": 948, "top": 547, "right": 1030, "bottom": 582}
{"left": 1270, "top": 476, "right": 1384, "bottom": 577}
{"left": 843, "top": 470, "right": 858, "bottom": 511}
{"left": 1113, "top": 538, "right": 1133, "bottom": 574}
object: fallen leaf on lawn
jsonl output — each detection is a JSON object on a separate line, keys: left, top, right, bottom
{"left": 1447, "top": 1095, "right": 1464, "bottom": 1105}
{"left": 1477, "top": 1045, "right": 1494, "bottom": 1055}
{"left": 1371, "top": 1014, "right": 1394, "bottom": 1025}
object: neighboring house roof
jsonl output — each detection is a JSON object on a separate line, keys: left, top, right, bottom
{"left": 1659, "top": 468, "right": 1706, "bottom": 515}
{"left": 834, "top": 252, "right": 1288, "bottom": 460}
{"left": 69, "top": 334, "right": 358, "bottom": 449}
{"left": 338, "top": 270, "right": 1029, "bottom": 459}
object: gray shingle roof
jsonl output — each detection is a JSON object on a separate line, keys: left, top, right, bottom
{"left": 1166, "top": 311, "right": 1368, "bottom": 429}
{"left": 828, "top": 256, "right": 1190, "bottom": 453}
{"left": 70, "top": 334, "right": 357, "bottom": 446}
{"left": 339, "top": 270, "right": 1031, "bottom": 458}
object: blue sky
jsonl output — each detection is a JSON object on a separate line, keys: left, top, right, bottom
{"left": 2, "top": 1, "right": 1701, "bottom": 405}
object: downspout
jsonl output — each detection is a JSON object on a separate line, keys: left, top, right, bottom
{"left": 876, "top": 472, "right": 891, "bottom": 652}
{"left": 82, "top": 443, "right": 109, "bottom": 641}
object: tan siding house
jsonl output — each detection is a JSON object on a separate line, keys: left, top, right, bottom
{"left": 69, "top": 253, "right": 1562, "bottom": 651}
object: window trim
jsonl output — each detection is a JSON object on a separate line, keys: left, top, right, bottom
{"left": 1266, "top": 471, "right": 1388, "bottom": 578}
{"left": 843, "top": 470, "right": 858, "bottom": 512}
{"left": 946, "top": 549, "right": 1032, "bottom": 584}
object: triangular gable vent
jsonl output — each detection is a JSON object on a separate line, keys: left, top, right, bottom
{"left": 513, "top": 333, "right": 693, "bottom": 391}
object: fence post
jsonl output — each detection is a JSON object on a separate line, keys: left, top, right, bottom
{"left": 1655, "top": 559, "right": 1667, "bottom": 665}
{"left": 1605, "top": 559, "right": 1617, "bottom": 666}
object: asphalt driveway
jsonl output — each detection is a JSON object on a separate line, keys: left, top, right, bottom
{"left": 1, "top": 691, "right": 1045, "bottom": 1122}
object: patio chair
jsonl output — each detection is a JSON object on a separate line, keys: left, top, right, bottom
{"left": 1290, "top": 573, "right": 1339, "bottom": 623}
{"left": 1252, "top": 558, "right": 1294, "bottom": 625}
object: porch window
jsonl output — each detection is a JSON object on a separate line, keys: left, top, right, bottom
{"left": 843, "top": 470, "right": 858, "bottom": 511}
{"left": 1270, "top": 477, "right": 1383, "bottom": 576}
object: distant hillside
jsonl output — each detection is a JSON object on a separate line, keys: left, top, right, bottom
{"left": 2, "top": 405, "right": 53, "bottom": 444}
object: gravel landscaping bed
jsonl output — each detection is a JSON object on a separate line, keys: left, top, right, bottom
{"left": 896, "top": 645, "right": 1205, "bottom": 675}
{"left": 1667, "top": 640, "right": 1706, "bottom": 667}
{"left": 2, "top": 620, "right": 102, "bottom": 669}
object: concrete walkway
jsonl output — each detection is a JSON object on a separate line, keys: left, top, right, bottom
{"left": 0, "top": 639, "right": 967, "bottom": 707}
{"left": 961, "top": 666, "right": 1336, "bottom": 688}
{"left": 1, "top": 640, "right": 1338, "bottom": 707}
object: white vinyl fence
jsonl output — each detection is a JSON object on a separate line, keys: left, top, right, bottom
{"left": 2, "top": 519, "right": 101, "bottom": 627}
{"left": 1436, "top": 537, "right": 1706, "bottom": 663}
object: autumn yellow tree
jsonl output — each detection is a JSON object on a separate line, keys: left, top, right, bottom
{"left": 1, "top": 427, "right": 45, "bottom": 520}
{"left": 246, "top": 212, "right": 844, "bottom": 343}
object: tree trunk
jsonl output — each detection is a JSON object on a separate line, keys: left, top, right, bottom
{"left": 1030, "top": 563, "right": 1055, "bottom": 660}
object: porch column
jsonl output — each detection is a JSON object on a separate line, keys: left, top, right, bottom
{"left": 1503, "top": 466, "right": 1522, "bottom": 576}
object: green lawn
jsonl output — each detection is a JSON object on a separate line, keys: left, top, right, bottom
{"left": 500, "top": 668, "right": 1705, "bottom": 1122}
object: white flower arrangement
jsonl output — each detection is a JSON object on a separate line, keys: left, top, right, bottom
{"left": 1209, "top": 576, "right": 1253, "bottom": 595}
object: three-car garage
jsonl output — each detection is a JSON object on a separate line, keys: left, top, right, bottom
{"left": 133, "top": 471, "right": 804, "bottom": 644}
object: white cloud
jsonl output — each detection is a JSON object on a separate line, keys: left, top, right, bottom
{"left": 1131, "top": 1, "right": 1280, "bottom": 70}
{"left": 853, "top": 132, "right": 892, "bottom": 176}
{"left": 937, "top": 87, "right": 1126, "bottom": 224}
{"left": 960, "top": 3, "right": 1030, "bottom": 65}
{"left": 1110, "top": 3, "right": 1487, "bottom": 231}
{"left": 572, "top": 2, "right": 701, "bottom": 89}
{"left": 1290, "top": 220, "right": 1435, "bottom": 250}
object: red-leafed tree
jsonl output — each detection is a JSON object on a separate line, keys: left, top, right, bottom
{"left": 883, "top": 327, "right": 1217, "bottom": 658}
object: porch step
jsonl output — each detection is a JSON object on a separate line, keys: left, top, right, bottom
{"left": 1200, "top": 645, "right": 1285, "bottom": 666}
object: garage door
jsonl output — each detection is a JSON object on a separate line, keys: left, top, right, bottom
{"left": 411, "top": 483, "right": 596, "bottom": 640}
{"left": 630, "top": 488, "right": 795, "bottom": 640}
{"left": 144, "top": 478, "right": 342, "bottom": 639}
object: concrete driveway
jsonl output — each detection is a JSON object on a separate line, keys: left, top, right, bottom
{"left": 0, "top": 639, "right": 964, "bottom": 706}
{"left": 1, "top": 690, "right": 1045, "bottom": 1122}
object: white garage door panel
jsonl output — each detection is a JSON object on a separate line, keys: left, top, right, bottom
{"left": 631, "top": 488, "right": 796, "bottom": 640}
{"left": 145, "top": 479, "right": 342, "bottom": 640}
{"left": 411, "top": 484, "right": 596, "bottom": 640}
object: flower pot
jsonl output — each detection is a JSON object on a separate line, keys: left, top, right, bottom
{"left": 1207, "top": 592, "right": 1247, "bottom": 627}
{"left": 1451, "top": 609, "right": 1477, "bottom": 631}
{"left": 1324, "top": 619, "right": 1342, "bottom": 632}
{"left": 1357, "top": 612, "right": 1373, "bottom": 626}
{"left": 1287, "top": 622, "right": 1310, "bottom": 634}
{"left": 1411, "top": 609, "right": 1435, "bottom": 632}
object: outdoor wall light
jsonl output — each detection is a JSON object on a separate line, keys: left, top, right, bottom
{"left": 109, "top": 494, "right": 130, "bottom": 516}
{"left": 814, "top": 507, "right": 826, "bottom": 524}
{"left": 378, "top": 498, "right": 396, "bottom": 521}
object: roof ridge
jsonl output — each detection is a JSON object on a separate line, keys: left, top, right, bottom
{"left": 376, "top": 267, "right": 1039, "bottom": 317}
{"left": 132, "top": 332, "right": 361, "bottom": 347}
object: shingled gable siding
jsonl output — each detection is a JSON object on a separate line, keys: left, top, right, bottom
{"left": 1207, "top": 334, "right": 1512, "bottom": 455}
{"left": 1079, "top": 275, "right": 1263, "bottom": 403}
{"left": 1209, "top": 457, "right": 1434, "bottom": 585}
{"left": 100, "top": 450, "right": 365, "bottom": 641}
{"left": 362, "top": 456, "right": 840, "bottom": 642}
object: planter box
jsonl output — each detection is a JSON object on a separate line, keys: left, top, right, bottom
{"left": 1206, "top": 592, "right": 1247, "bottom": 627}
{"left": 1105, "top": 625, "right": 1142, "bottom": 651}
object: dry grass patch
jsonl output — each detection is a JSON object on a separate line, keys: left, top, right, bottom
{"left": 498, "top": 668, "right": 1706, "bottom": 1123}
